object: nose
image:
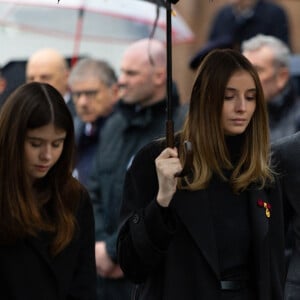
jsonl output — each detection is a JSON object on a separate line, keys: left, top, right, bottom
{"left": 39, "top": 145, "right": 52, "bottom": 161}
{"left": 235, "top": 97, "right": 247, "bottom": 112}
{"left": 75, "top": 93, "right": 90, "bottom": 106}
{"left": 118, "top": 72, "right": 127, "bottom": 87}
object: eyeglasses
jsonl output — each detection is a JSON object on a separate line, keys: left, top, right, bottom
{"left": 72, "top": 89, "right": 99, "bottom": 100}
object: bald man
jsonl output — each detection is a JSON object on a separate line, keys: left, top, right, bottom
{"left": 87, "top": 38, "right": 187, "bottom": 300}
{"left": 26, "top": 48, "right": 76, "bottom": 116}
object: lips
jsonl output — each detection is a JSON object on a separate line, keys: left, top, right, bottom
{"left": 230, "top": 118, "right": 247, "bottom": 124}
{"left": 35, "top": 165, "right": 50, "bottom": 172}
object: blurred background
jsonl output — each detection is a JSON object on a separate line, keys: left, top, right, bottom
{"left": 0, "top": 0, "right": 299, "bottom": 104}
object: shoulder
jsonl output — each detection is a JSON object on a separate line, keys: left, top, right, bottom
{"left": 272, "top": 132, "right": 300, "bottom": 173}
{"left": 66, "top": 177, "right": 93, "bottom": 212}
{"left": 257, "top": 0, "right": 287, "bottom": 15}
{"left": 272, "top": 132, "right": 300, "bottom": 155}
{"left": 131, "top": 139, "right": 166, "bottom": 168}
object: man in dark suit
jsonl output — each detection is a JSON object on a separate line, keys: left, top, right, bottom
{"left": 272, "top": 132, "right": 300, "bottom": 299}
{"left": 68, "top": 57, "right": 119, "bottom": 188}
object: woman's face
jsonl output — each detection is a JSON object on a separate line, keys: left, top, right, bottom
{"left": 221, "top": 70, "right": 256, "bottom": 136}
{"left": 24, "top": 123, "right": 66, "bottom": 184}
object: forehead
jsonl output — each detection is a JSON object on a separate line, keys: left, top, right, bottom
{"left": 70, "top": 77, "right": 105, "bottom": 89}
{"left": 226, "top": 70, "right": 255, "bottom": 87}
{"left": 26, "top": 123, "right": 66, "bottom": 138}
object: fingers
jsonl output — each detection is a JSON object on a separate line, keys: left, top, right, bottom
{"left": 155, "top": 147, "right": 182, "bottom": 207}
{"left": 155, "top": 147, "right": 182, "bottom": 178}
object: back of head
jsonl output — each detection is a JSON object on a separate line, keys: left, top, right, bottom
{"left": 229, "top": 0, "right": 258, "bottom": 14}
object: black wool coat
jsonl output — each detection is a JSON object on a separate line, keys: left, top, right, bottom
{"left": 118, "top": 140, "right": 285, "bottom": 300}
{"left": 0, "top": 189, "right": 97, "bottom": 300}
{"left": 272, "top": 131, "right": 300, "bottom": 300}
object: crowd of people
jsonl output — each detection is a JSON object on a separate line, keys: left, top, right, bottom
{"left": 0, "top": 0, "right": 300, "bottom": 299}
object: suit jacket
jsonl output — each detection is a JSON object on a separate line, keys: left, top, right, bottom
{"left": 272, "top": 132, "right": 300, "bottom": 299}
{"left": 118, "top": 140, "right": 285, "bottom": 300}
{"left": 0, "top": 189, "right": 97, "bottom": 300}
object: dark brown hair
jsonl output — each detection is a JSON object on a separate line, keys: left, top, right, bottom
{"left": 0, "top": 82, "right": 82, "bottom": 255}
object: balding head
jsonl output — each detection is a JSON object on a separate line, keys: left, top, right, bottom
{"left": 118, "top": 38, "right": 167, "bottom": 107}
{"left": 123, "top": 38, "right": 166, "bottom": 69}
{"left": 26, "top": 48, "right": 69, "bottom": 96}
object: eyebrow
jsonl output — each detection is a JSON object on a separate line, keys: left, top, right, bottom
{"left": 26, "top": 136, "right": 66, "bottom": 142}
{"left": 225, "top": 87, "right": 257, "bottom": 92}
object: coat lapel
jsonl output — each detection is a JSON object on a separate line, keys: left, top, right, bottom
{"left": 172, "top": 186, "right": 271, "bottom": 285}
{"left": 26, "top": 235, "right": 56, "bottom": 271}
{"left": 172, "top": 189, "right": 220, "bottom": 278}
{"left": 248, "top": 187, "right": 271, "bottom": 299}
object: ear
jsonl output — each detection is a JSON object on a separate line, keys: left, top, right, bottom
{"left": 110, "top": 83, "right": 120, "bottom": 103}
{"left": 276, "top": 66, "right": 289, "bottom": 91}
{"left": 153, "top": 66, "right": 166, "bottom": 85}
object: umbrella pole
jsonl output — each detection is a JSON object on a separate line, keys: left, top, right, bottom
{"left": 166, "top": 0, "right": 174, "bottom": 148}
{"left": 165, "top": 0, "right": 193, "bottom": 178}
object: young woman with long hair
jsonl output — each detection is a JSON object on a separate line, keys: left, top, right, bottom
{"left": 117, "top": 49, "right": 285, "bottom": 300}
{"left": 0, "top": 82, "right": 96, "bottom": 299}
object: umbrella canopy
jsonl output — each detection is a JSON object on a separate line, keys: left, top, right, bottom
{"left": 0, "top": 0, "right": 194, "bottom": 44}
{"left": 0, "top": 0, "right": 194, "bottom": 67}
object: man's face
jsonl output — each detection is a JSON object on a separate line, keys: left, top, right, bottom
{"left": 243, "top": 46, "right": 286, "bottom": 102}
{"left": 70, "top": 78, "right": 117, "bottom": 123}
{"left": 118, "top": 51, "right": 156, "bottom": 107}
{"left": 26, "top": 60, "right": 68, "bottom": 97}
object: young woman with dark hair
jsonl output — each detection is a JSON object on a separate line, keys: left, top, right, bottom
{"left": 0, "top": 82, "right": 96, "bottom": 299}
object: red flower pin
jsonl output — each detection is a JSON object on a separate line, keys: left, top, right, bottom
{"left": 257, "top": 199, "right": 271, "bottom": 218}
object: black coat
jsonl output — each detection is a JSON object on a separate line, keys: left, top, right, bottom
{"left": 0, "top": 189, "right": 97, "bottom": 300}
{"left": 88, "top": 100, "right": 187, "bottom": 299}
{"left": 208, "top": 0, "right": 290, "bottom": 47}
{"left": 272, "top": 132, "right": 300, "bottom": 299}
{"left": 118, "top": 140, "right": 285, "bottom": 300}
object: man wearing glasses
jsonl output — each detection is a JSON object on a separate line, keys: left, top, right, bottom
{"left": 68, "top": 58, "right": 119, "bottom": 187}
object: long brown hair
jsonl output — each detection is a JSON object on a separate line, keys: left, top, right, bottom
{"left": 0, "top": 82, "right": 82, "bottom": 255}
{"left": 179, "top": 49, "right": 273, "bottom": 193}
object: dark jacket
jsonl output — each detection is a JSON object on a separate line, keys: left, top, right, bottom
{"left": 0, "top": 188, "right": 97, "bottom": 300}
{"left": 209, "top": 0, "right": 290, "bottom": 47}
{"left": 268, "top": 81, "right": 300, "bottom": 142}
{"left": 118, "top": 140, "right": 285, "bottom": 300}
{"left": 272, "top": 132, "right": 300, "bottom": 299}
{"left": 73, "top": 116, "right": 109, "bottom": 187}
{"left": 190, "top": 0, "right": 290, "bottom": 70}
{"left": 88, "top": 99, "right": 187, "bottom": 299}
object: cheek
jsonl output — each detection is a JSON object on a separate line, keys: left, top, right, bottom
{"left": 53, "top": 148, "right": 64, "bottom": 164}
{"left": 249, "top": 102, "right": 256, "bottom": 116}
{"left": 221, "top": 103, "right": 230, "bottom": 119}
{"left": 24, "top": 145, "right": 36, "bottom": 162}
